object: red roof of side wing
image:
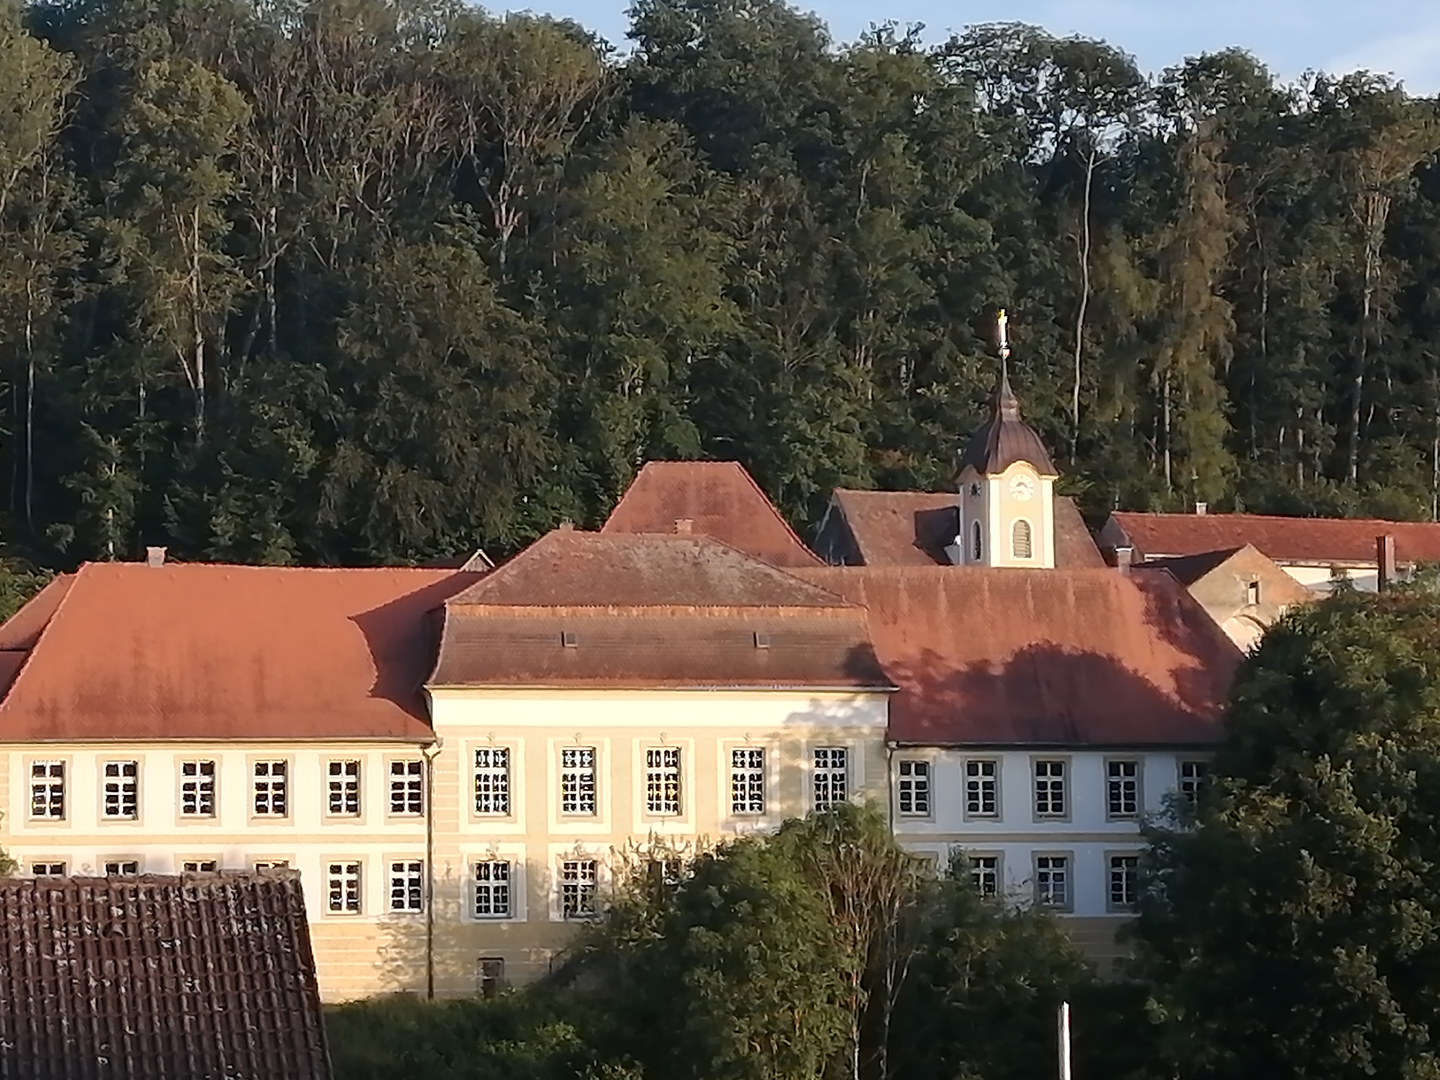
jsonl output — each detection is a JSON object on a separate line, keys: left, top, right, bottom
{"left": 0, "top": 563, "right": 484, "bottom": 742}
{"left": 794, "top": 566, "right": 1240, "bottom": 746}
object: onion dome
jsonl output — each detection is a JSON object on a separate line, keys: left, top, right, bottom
{"left": 956, "top": 372, "right": 1058, "bottom": 477}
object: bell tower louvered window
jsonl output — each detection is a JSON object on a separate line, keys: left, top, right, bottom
{"left": 1012, "top": 519, "right": 1033, "bottom": 559}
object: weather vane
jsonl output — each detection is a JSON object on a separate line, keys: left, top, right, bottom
{"left": 996, "top": 309, "right": 1010, "bottom": 362}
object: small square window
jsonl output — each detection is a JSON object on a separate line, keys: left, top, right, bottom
{"left": 559, "top": 748, "right": 596, "bottom": 815}
{"left": 389, "top": 860, "right": 425, "bottom": 913}
{"left": 1034, "top": 855, "right": 1070, "bottom": 909}
{"left": 1106, "top": 760, "right": 1140, "bottom": 819}
{"left": 969, "top": 854, "right": 1000, "bottom": 898}
{"left": 897, "top": 760, "right": 931, "bottom": 816}
{"left": 1108, "top": 854, "right": 1139, "bottom": 911}
{"left": 182, "top": 860, "right": 219, "bottom": 872}
{"left": 30, "top": 861, "right": 65, "bottom": 876}
{"left": 560, "top": 859, "right": 597, "bottom": 919}
{"left": 390, "top": 760, "right": 424, "bottom": 815}
{"left": 253, "top": 761, "right": 288, "bottom": 817}
{"left": 645, "top": 748, "right": 681, "bottom": 815}
{"left": 101, "top": 761, "right": 139, "bottom": 819}
{"left": 180, "top": 760, "right": 216, "bottom": 817}
{"left": 730, "top": 748, "right": 765, "bottom": 815}
{"left": 964, "top": 760, "right": 999, "bottom": 818}
{"left": 327, "top": 760, "right": 361, "bottom": 816}
{"left": 474, "top": 860, "right": 513, "bottom": 919}
{"left": 103, "top": 860, "right": 140, "bottom": 876}
{"left": 1033, "top": 760, "right": 1067, "bottom": 818}
{"left": 327, "top": 861, "right": 362, "bottom": 914}
{"left": 29, "top": 761, "right": 65, "bottom": 819}
{"left": 813, "top": 747, "right": 848, "bottom": 810}
{"left": 475, "top": 748, "right": 512, "bottom": 815}
{"left": 478, "top": 957, "right": 505, "bottom": 997}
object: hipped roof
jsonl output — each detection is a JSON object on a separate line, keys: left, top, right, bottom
{"left": 433, "top": 529, "right": 890, "bottom": 690}
{"left": 600, "top": 461, "right": 822, "bottom": 568}
{"left": 0, "top": 563, "right": 484, "bottom": 742}
{"left": 795, "top": 566, "right": 1240, "bottom": 745}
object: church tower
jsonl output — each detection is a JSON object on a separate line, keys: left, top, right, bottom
{"left": 950, "top": 311, "right": 1059, "bottom": 568}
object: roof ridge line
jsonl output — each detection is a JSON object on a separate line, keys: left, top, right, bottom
{"left": 0, "top": 566, "right": 85, "bottom": 713}
{"left": 731, "top": 465, "right": 825, "bottom": 567}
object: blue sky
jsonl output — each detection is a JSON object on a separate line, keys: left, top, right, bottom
{"left": 517, "top": 0, "right": 1440, "bottom": 94}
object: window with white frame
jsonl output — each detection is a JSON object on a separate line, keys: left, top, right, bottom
{"left": 560, "top": 859, "right": 597, "bottom": 919}
{"left": 474, "top": 748, "right": 512, "bottom": 815}
{"left": 253, "top": 860, "right": 290, "bottom": 870}
{"left": 389, "top": 860, "right": 425, "bottom": 913}
{"left": 645, "top": 748, "right": 681, "bottom": 815}
{"left": 1106, "top": 760, "right": 1140, "bottom": 819}
{"left": 813, "top": 747, "right": 848, "bottom": 810}
{"left": 1179, "top": 759, "right": 1210, "bottom": 805}
{"left": 730, "top": 748, "right": 765, "bottom": 815}
{"left": 1109, "top": 854, "right": 1139, "bottom": 910}
{"left": 30, "top": 861, "right": 65, "bottom": 876}
{"left": 326, "top": 861, "right": 362, "bottom": 914}
{"left": 965, "top": 759, "right": 998, "bottom": 817}
{"left": 327, "top": 760, "right": 361, "bottom": 816}
{"left": 182, "top": 860, "right": 218, "bottom": 872}
{"left": 180, "top": 760, "right": 216, "bottom": 817}
{"left": 253, "top": 761, "right": 288, "bottom": 816}
{"left": 390, "top": 760, "right": 424, "bottom": 815}
{"left": 103, "top": 860, "right": 140, "bottom": 875}
{"left": 969, "top": 854, "right": 1000, "bottom": 898}
{"left": 1034, "top": 855, "right": 1069, "bottom": 909}
{"left": 1033, "top": 760, "right": 1067, "bottom": 818}
{"left": 29, "top": 761, "right": 65, "bottom": 819}
{"left": 560, "top": 748, "right": 596, "bottom": 815}
{"left": 473, "top": 860, "right": 512, "bottom": 919}
{"left": 897, "top": 759, "right": 931, "bottom": 816}
{"left": 101, "top": 761, "right": 139, "bottom": 819}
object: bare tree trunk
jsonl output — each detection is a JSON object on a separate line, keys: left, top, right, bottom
{"left": 1348, "top": 195, "right": 1389, "bottom": 485}
{"left": 1070, "top": 148, "right": 1096, "bottom": 464}
{"left": 1162, "top": 368, "right": 1173, "bottom": 494}
{"left": 191, "top": 204, "right": 206, "bottom": 444}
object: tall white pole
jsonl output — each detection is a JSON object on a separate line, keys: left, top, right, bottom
{"left": 1058, "top": 1001, "right": 1072, "bottom": 1080}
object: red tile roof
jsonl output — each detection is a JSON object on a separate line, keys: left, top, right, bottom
{"left": 0, "top": 871, "right": 329, "bottom": 1080}
{"left": 434, "top": 530, "right": 889, "bottom": 689}
{"left": 823, "top": 490, "right": 1104, "bottom": 568}
{"left": 794, "top": 566, "right": 1240, "bottom": 745}
{"left": 1107, "top": 511, "right": 1440, "bottom": 565}
{"left": 0, "top": 563, "right": 483, "bottom": 742}
{"left": 601, "top": 461, "right": 823, "bottom": 568}
{"left": 450, "top": 529, "right": 844, "bottom": 609}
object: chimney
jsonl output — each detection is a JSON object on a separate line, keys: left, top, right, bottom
{"left": 557, "top": 520, "right": 575, "bottom": 532}
{"left": 145, "top": 546, "right": 166, "bottom": 567}
{"left": 1194, "top": 502, "right": 1208, "bottom": 516}
{"left": 673, "top": 518, "right": 693, "bottom": 535}
{"left": 1115, "top": 546, "right": 1133, "bottom": 575}
{"left": 1377, "top": 534, "right": 1397, "bottom": 593}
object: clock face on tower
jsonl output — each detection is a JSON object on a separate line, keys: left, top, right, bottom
{"left": 1008, "top": 475, "right": 1035, "bottom": 502}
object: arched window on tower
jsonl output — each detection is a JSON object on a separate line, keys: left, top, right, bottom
{"left": 1012, "top": 519, "right": 1033, "bottom": 559}
{"left": 971, "top": 521, "right": 983, "bottom": 563}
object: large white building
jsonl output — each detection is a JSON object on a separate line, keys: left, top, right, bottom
{"left": 0, "top": 375, "right": 1239, "bottom": 999}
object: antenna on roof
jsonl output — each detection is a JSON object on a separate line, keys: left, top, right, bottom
{"left": 995, "top": 308, "right": 1011, "bottom": 382}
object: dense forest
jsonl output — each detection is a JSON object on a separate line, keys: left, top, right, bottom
{"left": 3, "top": 0, "right": 1440, "bottom": 569}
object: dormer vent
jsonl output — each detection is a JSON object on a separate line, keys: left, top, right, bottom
{"left": 753, "top": 631, "right": 770, "bottom": 649}
{"left": 561, "top": 630, "right": 578, "bottom": 648}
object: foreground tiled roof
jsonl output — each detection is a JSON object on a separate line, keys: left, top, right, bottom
{"left": 433, "top": 530, "right": 891, "bottom": 690}
{"left": 0, "top": 871, "right": 330, "bottom": 1080}
{"left": 824, "top": 490, "right": 1104, "bottom": 568}
{"left": 794, "top": 566, "right": 1240, "bottom": 745}
{"left": 1108, "top": 511, "right": 1440, "bottom": 565}
{"left": 601, "top": 461, "right": 822, "bottom": 568}
{"left": 0, "top": 563, "right": 483, "bottom": 742}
